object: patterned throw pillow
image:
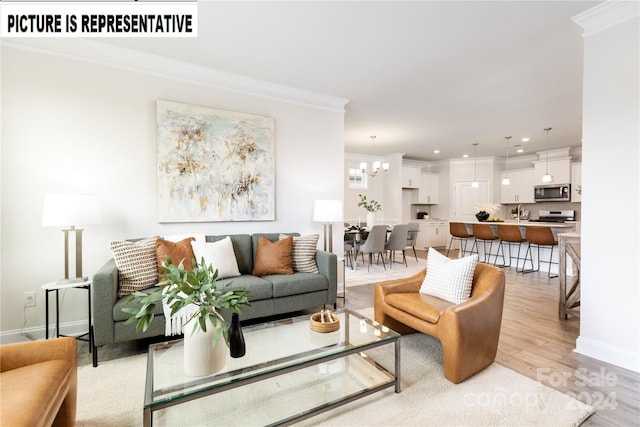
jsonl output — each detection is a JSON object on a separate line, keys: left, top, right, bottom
{"left": 280, "top": 234, "right": 319, "bottom": 273}
{"left": 419, "top": 247, "right": 478, "bottom": 304}
{"left": 111, "top": 237, "right": 159, "bottom": 298}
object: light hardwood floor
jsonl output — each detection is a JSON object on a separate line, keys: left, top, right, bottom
{"left": 343, "top": 249, "right": 640, "bottom": 426}
{"left": 79, "top": 249, "right": 638, "bottom": 426}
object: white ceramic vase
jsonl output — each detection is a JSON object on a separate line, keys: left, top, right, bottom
{"left": 366, "top": 212, "right": 375, "bottom": 227}
{"left": 183, "top": 316, "right": 227, "bottom": 377}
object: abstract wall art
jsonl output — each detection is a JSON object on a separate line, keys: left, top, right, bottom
{"left": 156, "top": 100, "right": 275, "bottom": 222}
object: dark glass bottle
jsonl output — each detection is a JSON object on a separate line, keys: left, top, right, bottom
{"left": 228, "top": 313, "right": 246, "bottom": 358}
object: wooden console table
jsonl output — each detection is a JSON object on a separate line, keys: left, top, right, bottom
{"left": 558, "top": 233, "right": 581, "bottom": 319}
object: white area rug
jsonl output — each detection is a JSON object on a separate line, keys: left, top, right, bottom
{"left": 345, "top": 252, "right": 426, "bottom": 288}
{"left": 76, "top": 328, "right": 594, "bottom": 426}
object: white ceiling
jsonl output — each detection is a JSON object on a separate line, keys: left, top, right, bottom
{"left": 97, "top": 0, "right": 601, "bottom": 161}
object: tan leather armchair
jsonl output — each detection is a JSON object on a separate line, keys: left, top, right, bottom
{"left": 374, "top": 262, "right": 505, "bottom": 384}
{"left": 0, "top": 337, "right": 77, "bottom": 427}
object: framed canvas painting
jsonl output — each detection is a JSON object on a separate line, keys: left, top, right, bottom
{"left": 156, "top": 100, "right": 275, "bottom": 222}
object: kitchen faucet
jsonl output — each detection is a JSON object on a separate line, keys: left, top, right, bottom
{"left": 517, "top": 204, "right": 521, "bottom": 224}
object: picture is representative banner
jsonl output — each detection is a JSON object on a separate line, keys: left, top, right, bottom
{"left": 0, "top": 1, "right": 198, "bottom": 37}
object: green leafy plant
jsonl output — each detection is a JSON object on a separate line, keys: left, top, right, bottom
{"left": 357, "top": 193, "right": 382, "bottom": 213}
{"left": 122, "top": 257, "right": 250, "bottom": 347}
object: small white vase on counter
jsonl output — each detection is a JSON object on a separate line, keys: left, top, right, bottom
{"left": 183, "top": 317, "right": 227, "bottom": 377}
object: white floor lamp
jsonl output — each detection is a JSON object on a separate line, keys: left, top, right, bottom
{"left": 312, "top": 200, "right": 343, "bottom": 253}
{"left": 42, "top": 193, "right": 101, "bottom": 284}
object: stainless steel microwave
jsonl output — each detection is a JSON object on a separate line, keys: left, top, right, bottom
{"left": 534, "top": 184, "right": 571, "bottom": 202}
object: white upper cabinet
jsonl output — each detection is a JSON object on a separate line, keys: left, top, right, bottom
{"left": 571, "top": 162, "right": 582, "bottom": 202}
{"left": 500, "top": 168, "right": 535, "bottom": 204}
{"left": 401, "top": 166, "right": 421, "bottom": 188}
{"left": 418, "top": 173, "right": 439, "bottom": 204}
{"left": 533, "top": 158, "right": 571, "bottom": 184}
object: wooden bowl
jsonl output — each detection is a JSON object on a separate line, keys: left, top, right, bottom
{"left": 309, "top": 312, "right": 340, "bottom": 333}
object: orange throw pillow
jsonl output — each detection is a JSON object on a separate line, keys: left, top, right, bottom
{"left": 155, "top": 237, "right": 196, "bottom": 274}
{"left": 252, "top": 236, "right": 294, "bottom": 276}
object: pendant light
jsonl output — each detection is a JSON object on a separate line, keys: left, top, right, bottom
{"left": 471, "top": 143, "right": 479, "bottom": 188}
{"left": 542, "top": 127, "right": 553, "bottom": 183}
{"left": 502, "top": 136, "right": 512, "bottom": 186}
{"left": 359, "top": 136, "right": 390, "bottom": 178}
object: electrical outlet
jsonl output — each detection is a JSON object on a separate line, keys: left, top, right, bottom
{"left": 24, "top": 291, "right": 36, "bottom": 307}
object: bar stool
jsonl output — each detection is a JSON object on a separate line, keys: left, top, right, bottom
{"left": 470, "top": 223, "right": 502, "bottom": 264}
{"left": 447, "top": 222, "right": 473, "bottom": 257}
{"left": 496, "top": 225, "right": 526, "bottom": 270}
{"left": 522, "top": 226, "right": 558, "bottom": 278}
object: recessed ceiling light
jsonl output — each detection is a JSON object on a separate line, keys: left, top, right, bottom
{"left": 433, "top": 149, "right": 440, "bottom": 154}
{"left": 521, "top": 137, "right": 530, "bottom": 142}
{"left": 517, "top": 148, "right": 524, "bottom": 153}
{"left": 462, "top": 154, "right": 469, "bottom": 158}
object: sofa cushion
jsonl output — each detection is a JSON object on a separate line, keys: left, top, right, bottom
{"left": 0, "top": 360, "right": 71, "bottom": 427}
{"left": 156, "top": 237, "right": 196, "bottom": 273}
{"left": 252, "top": 236, "right": 294, "bottom": 276}
{"left": 267, "top": 273, "right": 328, "bottom": 298}
{"left": 191, "top": 237, "right": 241, "bottom": 279}
{"left": 113, "top": 288, "right": 165, "bottom": 321}
{"left": 420, "top": 248, "right": 478, "bottom": 304}
{"left": 280, "top": 234, "right": 319, "bottom": 273}
{"left": 111, "top": 237, "right": 159, "bottom": 297}
{"left": 385, "top": 292, "right": 454, "bottom": 324}
{"left": 216, "top": 275, "right": 273, "bottom": 301}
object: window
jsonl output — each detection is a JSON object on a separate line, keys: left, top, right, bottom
{"left": 348, "top": 167, "right": 367, "bottom": 189}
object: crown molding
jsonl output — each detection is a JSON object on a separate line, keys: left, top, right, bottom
{"left": 572, "top": 1, "right": 639, "bottom": 38}
{"left": 1, "top": 38, "right": 350, "bottom": 113}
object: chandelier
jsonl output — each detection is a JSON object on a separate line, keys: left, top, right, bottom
{"left": 360, "top": 136, "right": 389, "bottom": 178}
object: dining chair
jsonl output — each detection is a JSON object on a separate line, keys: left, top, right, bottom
{"left": 406, "top": 222, "right": 420, "bottom": 262}
{"left": 344, "top": 232, "right": 357, "bottom": 270}
{"left": 385, "top": 224, "right": 409, "bottom": 268}
{"left": 358, "top": 224, "right": 388, "bottom": 272}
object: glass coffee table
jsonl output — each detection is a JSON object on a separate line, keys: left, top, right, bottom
{"left": 143, "top": 309, "right": 400, "bottom": 426}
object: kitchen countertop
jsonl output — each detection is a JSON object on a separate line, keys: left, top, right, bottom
{"left": 459, "top": 220, "right": 576, "bottom": 228}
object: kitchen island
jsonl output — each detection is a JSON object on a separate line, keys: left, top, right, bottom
{"left": 453, "top": 220, "right": 578, "bottom": 275}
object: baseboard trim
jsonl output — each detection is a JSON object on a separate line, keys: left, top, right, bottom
{"left": 575, "top": 335, "right": 640, "bottom": 373}
{"left": 0, "top": 319, "right": 89, "bottom": 344}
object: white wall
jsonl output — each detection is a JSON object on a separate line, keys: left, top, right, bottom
{"left": 1, "top": 42, "right": 346, "bottom": 341}
{"left": 574, "top": 3, "right": 640, "bottom": 372}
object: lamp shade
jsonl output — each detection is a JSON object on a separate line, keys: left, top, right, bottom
{"left": 312, "top": 200, "right": 342, "bottom": 223}
{"left": 42, "top": 193, "right": 101, "bottom": 227}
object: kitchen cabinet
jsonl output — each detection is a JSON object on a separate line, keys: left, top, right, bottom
{"left": 416, "top": 220, "right": 448, "bottom": 249}
{"left": 534, "top": 158, "right": 571, "bottom": 184}
{"left": 571, "top": 162, "right": 582, "bottom": 202}
{"left": 402, "top": 166, "right": 421, "bottom": 189}
{"left": 417, "top": 173, "right": 439, "bottom": 204}
{"left": 499, "top": 168, "right": 534, "bottom": 204}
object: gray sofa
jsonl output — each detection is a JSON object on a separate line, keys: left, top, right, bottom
{"left": 91, "top": 233, "right": 337, "bottom": 366}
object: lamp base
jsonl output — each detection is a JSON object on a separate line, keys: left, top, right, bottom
{"left": 56, "top": 276, "right": 89, "bottom": 285}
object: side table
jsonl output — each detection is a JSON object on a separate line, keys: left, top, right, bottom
{"left": 41, "top": 279, "right": 95, "bottom": 366}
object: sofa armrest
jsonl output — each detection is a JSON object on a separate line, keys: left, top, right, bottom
{"left": 0, "top": 337, "right": 78, "bottom": 427}
{"left": 92, "top": 258, "right": 119, "bottom": 347}
{"left": 438, "top": 266, "right": 505, "bottom": 365}
{"left": 315, "top": 250, "right": 337, "bottom": 303}
{"left": 0, "top": 337, "right": 77, "bottom": 372}
{"left": 374, "top": 269, "right": 426, "bottom": 327}
{"left": 375, "top": 269, "right": 426, "bottom": 297}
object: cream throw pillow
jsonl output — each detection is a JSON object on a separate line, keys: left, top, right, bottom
{"left": 419, "top": 247, "right": 478, "bottom": 304}
{"left": 190, "top": 236, "right": 241, "bottom": 279}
